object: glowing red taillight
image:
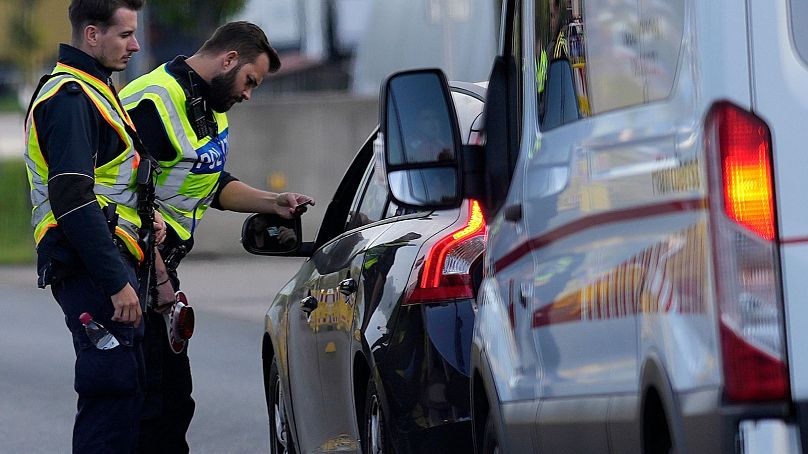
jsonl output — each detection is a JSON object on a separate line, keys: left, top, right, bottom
{"left": 718, "top": 105, "right": 776, "bottom": 241}
{"left": 707, "top": 102, "right": 788, "bottom": 402}
{"left": 404, "top": 200, "right": 486, "bottom": 304}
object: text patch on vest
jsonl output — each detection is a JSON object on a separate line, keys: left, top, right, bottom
{"left": 191, "top": 129, "right": 229, "bottom": 174}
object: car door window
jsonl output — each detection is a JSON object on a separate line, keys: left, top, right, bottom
{"left": 346, "top": 162, "right": 389, "bottom": 230}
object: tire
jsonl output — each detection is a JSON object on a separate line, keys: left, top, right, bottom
{"left": 481, "top": 413, "right": 500, "bottom": 454}
{"left": 362, "top": 378, "right": 391, "bottom": 454}
{"left": 642, "top": 391, "right": 673, "bottom": 454}
{"left": 268, "top": 357, "right": 295, "bottom": 454}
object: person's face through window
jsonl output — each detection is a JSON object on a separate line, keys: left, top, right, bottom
{"left": 94, "top": 8, "right": 140, "bottom": 71}
{"left": 210, "top": 52, "right": 270, "bottom": 112}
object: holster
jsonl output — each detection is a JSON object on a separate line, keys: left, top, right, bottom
{"left": 160, "top": 242, "right": 189, "bottom": 274}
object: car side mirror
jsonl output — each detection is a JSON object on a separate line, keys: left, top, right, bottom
{"left": 379, "top": 68, "right": 463, "bottom": 210}
{"left": 241, "top": 213, "right": 303, "bottom": 256}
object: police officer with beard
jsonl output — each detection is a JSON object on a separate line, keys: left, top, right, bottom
{"left": 120, "top": 22, "right": 313, "bottom": 452}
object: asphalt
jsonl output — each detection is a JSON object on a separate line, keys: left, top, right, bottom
{"left": 0, "top": 255, "right": 305, "bottom": 453}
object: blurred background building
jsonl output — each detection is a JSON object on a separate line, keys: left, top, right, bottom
{"left": 0, "top": 0, "right": 500, "bottom": 261}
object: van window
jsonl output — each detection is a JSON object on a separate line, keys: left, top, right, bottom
{"left": 641, "top": 0, "right": 685, "bottom": 102}
{"left": 535, "top": 0, "right": 592, "bottom": 130}
{"left": 790, "top": 0, "right": 808, "bottom": 66}
{"left": 513, "top": 0, "right": 524, "bottom": 138}
{"left": 535, "top": 0, "right": 684, "bottom": 125}
{"left": 574, "top": 0, "right": 644, "bottom": 114}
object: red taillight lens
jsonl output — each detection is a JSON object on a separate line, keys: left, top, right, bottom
{"left": 404, "top": 199, "right": 486, "bottom": 304}
{"left": 707, "top": 102, "right": 788, "bottom": 402}
{"left": 720, "top": 322, "right": 788, "bottom": 401}
{"left": 718, "top": 105, "right": 776, "bottom": 241}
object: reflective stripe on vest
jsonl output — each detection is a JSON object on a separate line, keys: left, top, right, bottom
{"left": 24, "top": 64, "right": 144, "bottom": 262}
{"left": 120, "top": 64, "right": 229, "bottom": 241}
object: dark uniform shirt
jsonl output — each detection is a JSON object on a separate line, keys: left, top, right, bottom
{"left": 127, "top": 56, "right": 238, "bottom": 253}
{"left": 32, "top": 44, "right": 134, "bottom": 295}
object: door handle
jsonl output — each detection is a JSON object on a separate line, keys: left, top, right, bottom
{"left": 300, "top": 295, "right": 319, "bottom": 315}
{"left": 503, "top": 204, "right": 523, "bottom": 222}
{"left": 338, "top": 278, "right": 358, "bottom": 296}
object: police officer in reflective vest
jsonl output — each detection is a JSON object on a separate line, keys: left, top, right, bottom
{"left": 120, "top": 22, "right": 314, "bottom": 452}
{"left": 22, "top": 1, "right": 166, "bottom": 452}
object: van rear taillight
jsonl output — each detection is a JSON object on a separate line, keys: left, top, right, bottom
{"left": 707, "top": 102, "right": 789, "bottom": 402}
{"left": 404, "top": 199, "right": 486, "bottom": 304}
{"left": 718, "top": 105, "right": 776, "bottom": 241}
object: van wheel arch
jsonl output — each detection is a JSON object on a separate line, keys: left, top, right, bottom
{"left": 472, "top": 369, "right": 490, "bottom": 452}
{"left": 471, "top": 349, "right": 507, "bottom": 454}
{"left": 640, "top": 358, "right": 683, "bottom": 454}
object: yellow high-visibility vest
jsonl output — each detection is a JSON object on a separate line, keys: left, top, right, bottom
{"left": 121, "top": 64, "right": 230, "bottom": 240}
{"left": 24, "top": 63, "right": 144, "bottom": 261}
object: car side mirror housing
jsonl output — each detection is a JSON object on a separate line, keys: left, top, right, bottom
{"left": 241, "top": 213, "right": 305, "bottom": 256}
{"left": 379, "top": 68, "right": 464, "bottom": 210}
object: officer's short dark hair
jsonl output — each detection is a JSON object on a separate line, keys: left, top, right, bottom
{"left": 198, "top": 22, "right": 281, "bottom": 73}
{"left": 69, "top": 0, "right": 145, "bottom": 41}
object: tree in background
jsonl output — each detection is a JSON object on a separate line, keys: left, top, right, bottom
{"left": 149, "top": 0, "right": 246, "bottom": 58}
{"left": 8, "top": 0, "right": 42, "bottom": 84}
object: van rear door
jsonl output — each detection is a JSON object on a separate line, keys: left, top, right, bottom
{"left": 747, "top": 0, "right": 808, "bottom": 402}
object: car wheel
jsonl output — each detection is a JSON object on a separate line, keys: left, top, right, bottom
{"left": 268, "top": 357, "right": 295, "bottom": 454}
{"left": 481, "top": 413, "right": 500, "bottom": 454}
{"left": 362, "top": 378, "right": 390, "bottom": 454}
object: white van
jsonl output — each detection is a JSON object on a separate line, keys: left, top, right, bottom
{"left": 376, "top": 0, "right": 808, "bottom": 452}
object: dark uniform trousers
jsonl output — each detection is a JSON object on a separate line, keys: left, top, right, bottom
{"left": 50, "top": 257, "right": 145, "bottom": 454}
{"left": 137, "top": 288, "right": 195, "bottom": 453}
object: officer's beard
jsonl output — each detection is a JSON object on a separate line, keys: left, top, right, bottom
{"left": 209, "top": 64, "right": 242, "bottom": 113}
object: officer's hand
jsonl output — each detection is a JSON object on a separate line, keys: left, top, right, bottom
{"left": 275, "top": 193, "right": 314, "bottom": 219}
{"left": 153, "top": 211, "right": 166, "bottom": 245}
{"left": 111, "top": 283, "right": 142, "bottom": 327}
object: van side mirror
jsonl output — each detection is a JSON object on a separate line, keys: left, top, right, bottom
{"left": 241, "top": 213, "right": 306, "bottom": 256}
{"left": 379, "top": 69, "right": 463, "bottom": 210}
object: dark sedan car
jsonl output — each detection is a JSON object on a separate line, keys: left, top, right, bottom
{"left": 241, "top": 82, "right": 487, "bottom": 454}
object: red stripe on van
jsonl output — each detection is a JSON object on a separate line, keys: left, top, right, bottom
{"left": 531, "top": 223, "right": 708, "bottom": 328}
{"left": 493, "top": 198, "right": 707, "bottom": 273}
{"left": 779, "top": 236, "right": 808, "bottom": 245}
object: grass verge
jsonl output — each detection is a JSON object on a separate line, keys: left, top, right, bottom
{"left": 0, "top": 158, "right": 34, "bottom": 263}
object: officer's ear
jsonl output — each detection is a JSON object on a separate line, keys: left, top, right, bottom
{"left": 221, "top": 51, "right": 239, "bottom": 72}
{"left": 84, "top": 25, "right": 100, "bottom": 47}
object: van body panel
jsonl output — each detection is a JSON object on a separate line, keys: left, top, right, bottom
{"left": 606, "top": 394, "right": 642, "bottom": 453}
{"left": 748, "top": 0, "right": 808, "bottom": 401}
{"left": 536, "top": 395, "right": 610, "bottom": 453}
{"left": 692, "top": 0, "right": 752, "bottom": 111}
{"left": 474, "top": 277, "right": 540, "bottom": 403}
{"left": 781, "top": 244, "right": 808, "bottom": 400}
{"left": 748, "top": 0, "right": 808, "bottom": 240}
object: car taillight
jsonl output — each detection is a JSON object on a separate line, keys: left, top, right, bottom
{"left": 404, "top": 199, "right": 486, "bottom": 304}
{"left": 707, "top": 101, "right": 789, "bottom": 402}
